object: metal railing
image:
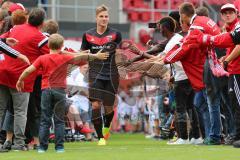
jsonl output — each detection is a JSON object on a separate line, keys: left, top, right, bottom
{"left": 37, "top": 0, "right": 218, "bottom": 23}
{"left": 37, "top": 0, "right": 99, "bottom": 22}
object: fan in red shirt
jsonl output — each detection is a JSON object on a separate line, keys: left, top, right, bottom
{"left": 0, "top": 8, "right": 50, "bottom": 151}
{"left": 0, "top": 9, "right": 49, "bottom": 92}
{"left": 163, "top": 8, "right": 220, "bottom": 91}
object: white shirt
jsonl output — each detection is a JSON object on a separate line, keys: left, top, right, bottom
{"left": 162, "top": 33, "right": 188, "bottom": 81}
{"left": 67, "top": 68, "right": 90, "bottom": 111}
{"left": 67, "top": 68, "right": 88, "bottom": 87}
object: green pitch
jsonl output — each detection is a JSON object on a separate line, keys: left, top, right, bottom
{"left": 0, "top": 133, "right": 239, "bottom": 160}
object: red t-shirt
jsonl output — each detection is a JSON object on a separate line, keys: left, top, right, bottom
{"left": 33, "top": 53, "right": 75, "bottom": 89}
{"left": 0, "top": 23, "right": 49, "bottom": 92}
{"left": 33, "top": 53, "right": 87, "bottom": 89}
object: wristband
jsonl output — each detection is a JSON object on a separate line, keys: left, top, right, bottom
{"left": 223, "top": 61, "right": 228, "bottom": 71}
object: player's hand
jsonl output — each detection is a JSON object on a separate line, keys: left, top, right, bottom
{"left": 6, "top": 38, "right": 18, "bottom": 46}
{"left": 153, "top": 59, "right": 164, "bottom": 65}
{"left": 144, "top": 56, "right": 159, "bottom": 63}
{"left": 95, "top": 49, "right": 109, "bottom": 60}
{"left": 16, "top": 80, "right": 24, "bottom": 92}
{"left": 18, "top": 54, "right": 30, "bottom": 65}
{"left": 146, "top": 39, "right": 156, "bottom": 48}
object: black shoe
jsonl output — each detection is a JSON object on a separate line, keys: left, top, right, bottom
{"left": 0, "top": 148, "right": 9, "bottom": 152}
{"left": 1, "top": 141, "right": 12, "bottom": 150}
{"left": 0, "top": 145, "right": 9, "bottom": 153}
{"left": 224, "top": 136, "right": 235, "bottom": 145}
{"left": 11, "top": 145, "right": 28, "bottom": 151}
{"left": 233, "top": 140, "right": 240, "bottom": 148}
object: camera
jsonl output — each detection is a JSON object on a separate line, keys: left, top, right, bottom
{"left": 148, "top": 23, "right": 157, "bottom": 28}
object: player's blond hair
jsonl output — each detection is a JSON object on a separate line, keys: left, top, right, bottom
{"left": 179, "top": 2, "right": 195, "bottom": 17}
{"left": 96, "top": 4, "right": 108, "bottom": 15}
{"left": 48, "top": 33, "right": 64, "bottom": 50}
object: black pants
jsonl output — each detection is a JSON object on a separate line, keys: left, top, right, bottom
{"left": 174, "top": 79, "right": 200, "bottom": 139}
{"left": 25, "top": 76, "right": 42, "bottom": 143}
{"left": 228, "top": 74, "right": 240, "bottom": 140}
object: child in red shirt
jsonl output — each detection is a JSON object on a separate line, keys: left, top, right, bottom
{"left": 16, "top": 34, "right": 108, "bottom": 153}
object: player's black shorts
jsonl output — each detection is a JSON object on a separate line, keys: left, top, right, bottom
{"left": 88, "top": 76, "right": 119, "bottom": 106}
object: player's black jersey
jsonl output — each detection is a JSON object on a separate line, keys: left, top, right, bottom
{"left": 81, "top": 27, "right": 122, "bottom": 80}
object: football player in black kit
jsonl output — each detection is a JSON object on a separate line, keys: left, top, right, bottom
{"left": 81, "top": 4, "right": 122, "bottom": 145}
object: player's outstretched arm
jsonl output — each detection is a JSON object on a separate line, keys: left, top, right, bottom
{"left": 62, "top": 49, "right": 109, "bottom": 61}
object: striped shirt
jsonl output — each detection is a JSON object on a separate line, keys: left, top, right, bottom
{"left": 0, "top": 38, "right": 20, "bottom": 58}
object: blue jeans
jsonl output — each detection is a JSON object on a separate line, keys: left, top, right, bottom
{"left": 164, "top": 113, "right": 174, "bottom": 128}
{"left": 203, "top": 58, "right": 222, "bottom": 141}
{"left": 39, "top": 88, "right": 66, "bottom": 150}
{"left": 194, "top": 91, "right": 210, "bottom": 139}
{"left": 205, "top": 88, "right": 221, "bottom": 141}
{"left": 195, "top": 89, "right": 221, "bottom": 141}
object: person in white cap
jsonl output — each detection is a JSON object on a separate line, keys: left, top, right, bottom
{"left": 221, "top": 3, "right": 238, "bottom": 30}
{"left": 219, "top": 3, "right": 239, "bottom": 145}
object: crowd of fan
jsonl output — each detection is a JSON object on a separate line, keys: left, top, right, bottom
{"left": 0, "top": 0, "right": 240, "bottom": 154}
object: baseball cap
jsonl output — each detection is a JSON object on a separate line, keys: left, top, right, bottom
{"left": 9, "top": 3, "right": 25, "bottom": 14}
{"left": 221, "top": 3, "right": 237, "bottom": 13}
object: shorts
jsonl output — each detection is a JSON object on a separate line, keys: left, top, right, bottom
{"left": 88, "top": 76, "right": 119, "bottom": 106}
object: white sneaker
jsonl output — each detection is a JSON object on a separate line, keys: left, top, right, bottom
{"left": 167, "top": 139, "right": 177, "bottom": 145}
{"left": 145, "top": 134, "right": 154, "bottom": 139}
{"left": 168, "top": 138, "right": 189, "bottom": 145}
{"left": 190, "top": 137, "right": 203, "bottom": 145}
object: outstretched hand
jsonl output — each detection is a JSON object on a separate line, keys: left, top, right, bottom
{"left": 6, "top": 38, "right": 18, "bottom": 46}
{"left": 95, "top": 49, "right": 109, "bottom": 60}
